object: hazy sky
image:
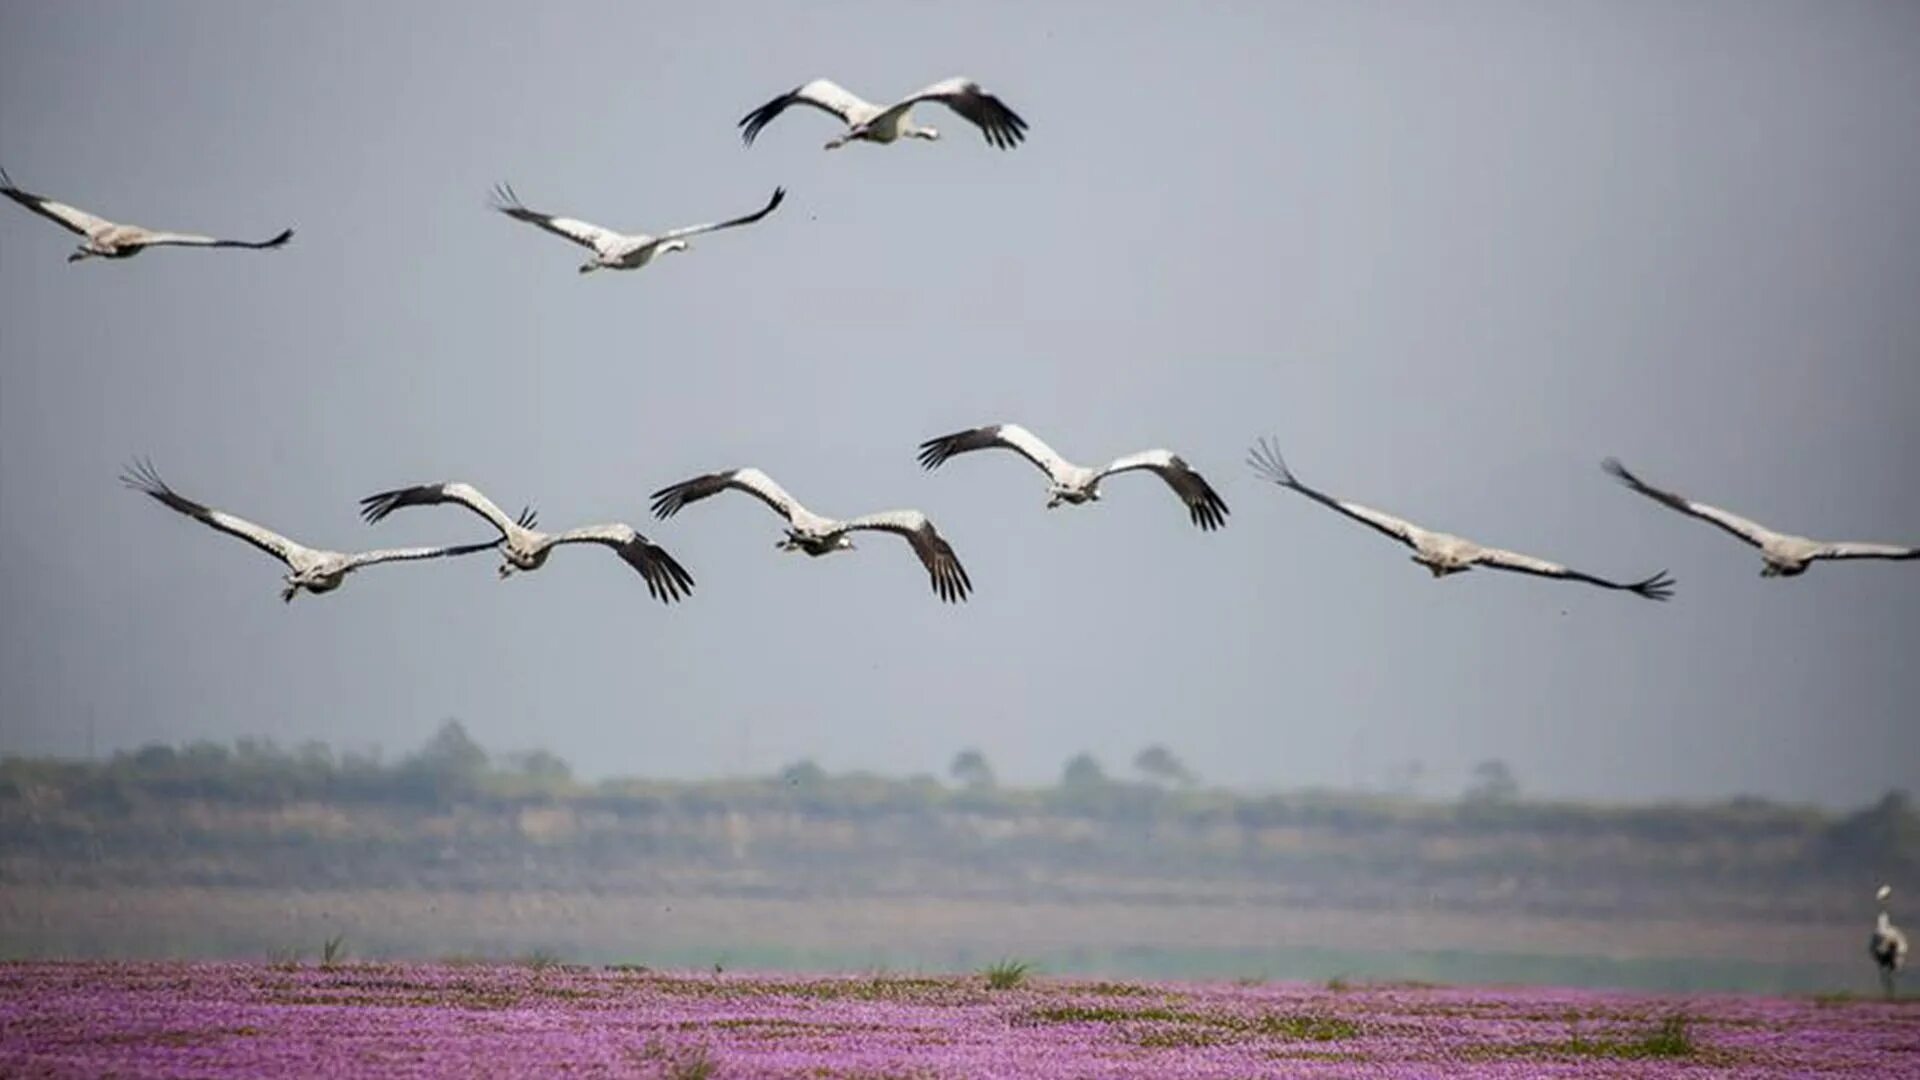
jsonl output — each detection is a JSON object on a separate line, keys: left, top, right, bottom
{"left": 2, "top": 2, "right": 1916, "bottom": 806}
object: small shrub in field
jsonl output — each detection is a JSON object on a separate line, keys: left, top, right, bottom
{"left": 520, "top": 949, "right": 563, "bottom": 972}
{"left": 1561, "top": 1013, "right": 1695, "bottom": 1060}
{"left": 1638, "top": 1014, "right": 1695, "bottom": 1057}
{"left": 982, "top": 959, "right": 1033, "bottom": 990}
{"left": 639, "top": 1041, "right": 717, "bottom": 1080}
{"left": 666, "top": 1047, "right": 717, "bottom": 1080}
{"left": 320, "top": 935, "right": 347, "bottom": 969}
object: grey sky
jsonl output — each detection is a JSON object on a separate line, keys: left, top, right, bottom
{"left": 2, "top": 1, "right": 1916, "bottom": 806}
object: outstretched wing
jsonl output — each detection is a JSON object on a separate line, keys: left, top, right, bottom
{"left": 840, "top": 510, "right": 973, "bottom": 603}
{"left": 134, "top": 227, "right": 294, "bottom": 250}
{"left": 340, "top": 538, "right": 502, "bottom": 572}
{"left": 1246, "top": 439, "right": 1416, "bottom": 548}
{"left": 892, "top": 77, "right": 1028, "bottom": 149}
{"left": 917, "top": 423, "right": 1076, "bottom": 484}
{"left": 489, "top": 183, "right": 626, "bottom": 255}
{"left": 550, "top": 524, "right": 696, "bottom": 604}
{"left": 1602, "top": 458, "right": 1778, "bottom": 549}
{"left": 358, "top": 481, "right": 522, "bottom": 537}
{"left": 658, "top": 187, "right": 786, "bottom": 243}
{"left": 650, "top": 467, "right": 803, "bottom": 524}
{"left": 1, "top": 167, "right": 114, "bottom": 237}
{"left": 1099, "top": 450, "right": 1230, "bottom": 531}
{"left": 1472, "top": 545, "right": 1676, "bottom": 601}
{"left": 1813, "top": 541, "right": 1919, "bottom": 563}
{"left": 121, "top": 458, "right": 307, "bottom": 567}
{"left": 738, "top": 79, "right": 879, "bottom": 145}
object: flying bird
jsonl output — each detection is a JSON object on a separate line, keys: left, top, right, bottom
{"left": 917, "top": 423, "right": 1228, "bottom": 531}
{"left": 649, "top": 467, "right": 971, "bottom": 602}
{"left": 357, "top": 481, "right": 693, "bottom": 603}
{"left": 1872, "top": 885, "right": 1909, "bottom": 999}
{"left": 490, "top": 184, "right": 784, "bottom": 274}
{"left": 122, "top": 460, "right": 497, "bottom": 603}
{"left": 1248, "top": 440, "right": 1674, "bottom": 600}
{"left": 1603, "top": 458, "right": 1917, "bottom": 577}
{"left": 3, "top": 167, "right": 292, "bottom": 262}
{"left": 739, "top": 77, "right": 1027, "bottom": 150}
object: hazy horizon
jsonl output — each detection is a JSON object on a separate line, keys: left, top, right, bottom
{"left": 3, "top": 2, "right": 1917, "bottom": 808}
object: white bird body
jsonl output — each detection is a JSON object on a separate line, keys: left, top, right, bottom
{"left": 122, "top": 461, "right": 497, "bottom": 603}
{"left": 358, "top": 481, "right": 693, "bottom": 604}
{"left": 1248, "top": 440, "right": 1675, "bottom": 599}
{"left": 1604, "top": 459, "right": 1918, "bottom": 577}
{"left": 490, "top": 185, "right": 784, "bottom": 274}
{"left": 3, "top": 167, "right": 293, "bottom": 262}
{"left": 918, "top": 423, "right": 1229, "bottom": 531}
{"left": 1873, "top": 885, "right": 1909, "bottom": 998}
{"left": 739, "top": 77, "right": 1027, "bottom": 151}
{"left": 650, "top": 467, "right": 971, "bottom": 602}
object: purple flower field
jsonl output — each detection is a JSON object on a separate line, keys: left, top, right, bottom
{"left": 1, "top": 962, "right": 1914, "bottom": 1078}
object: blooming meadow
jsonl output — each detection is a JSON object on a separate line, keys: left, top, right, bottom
{"left": 1, "top": 961, "right": 1914, "bottom": 1078}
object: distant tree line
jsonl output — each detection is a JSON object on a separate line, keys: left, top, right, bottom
{"left": 1, "top": 721, "right": 1913, "bottom": 876}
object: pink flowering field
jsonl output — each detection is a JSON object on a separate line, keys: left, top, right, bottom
{"left": 2, "top": 961, "right": 1915, "bottom": 1078}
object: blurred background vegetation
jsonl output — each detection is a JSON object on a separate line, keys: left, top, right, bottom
{"left": 2, "top": 720, "right": 1910, "bottom": 993}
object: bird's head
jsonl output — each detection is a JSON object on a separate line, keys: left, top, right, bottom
{"left": 837, "top": 535, "right": 856, "bottom": 552}
{"left": 664, "top": 240, "right": 691, "bottom": 255}
{"left": 67, "top": 249, "right": 90, "bottom": 264}
{"left": 280, "top": 577, "right": 300, "bottom": 603}
{"left": 497, "top": 561, "right": 515, "bottom": 579}
{"left": 1880, "top": 885, "right": 1894, "bottom": 904}
{"left": 910, "top": 125, "right": 941, "bottom": 141}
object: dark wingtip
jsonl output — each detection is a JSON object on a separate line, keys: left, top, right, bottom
{"left": 489, "top": 182, "right": 524, "bottom": 214}
{"left": 936, "top": 560, "right": 973, "bottom": 603}
{"left": 1246, "top": 437, "right": 1297, "bottom": 488}
{"left": 1634, "top": 569, "right": 1677, "bottom": 601}
{"left": 1192, "top": 490, "right": 1231, "bottom": 532}
{"left": 737, "top": 106, "right": 770, "bottom": 146}
{"left": 645, "top": 546, "right": 696, "bottom": 605}
{"left": 915, "top": 437, "right": 952, "bottom": 471}
{"left": 356, "top": 485, "right": 433, "bottom": 526}
{"left": 121, "top": 456, "right": 163, "bottom": 494}
{"left": 647, "top": 485, "right": 685, "bottom": 520}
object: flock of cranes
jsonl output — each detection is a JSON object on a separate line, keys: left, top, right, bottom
{"left": 107, "top": 435, "right": 1919, "bottom": 607}
{"left": 6, "top": 66, "right": 1915, "bottom": 994}
{"left": 5, "top": 66, "right": 1914, "bottom": 606}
